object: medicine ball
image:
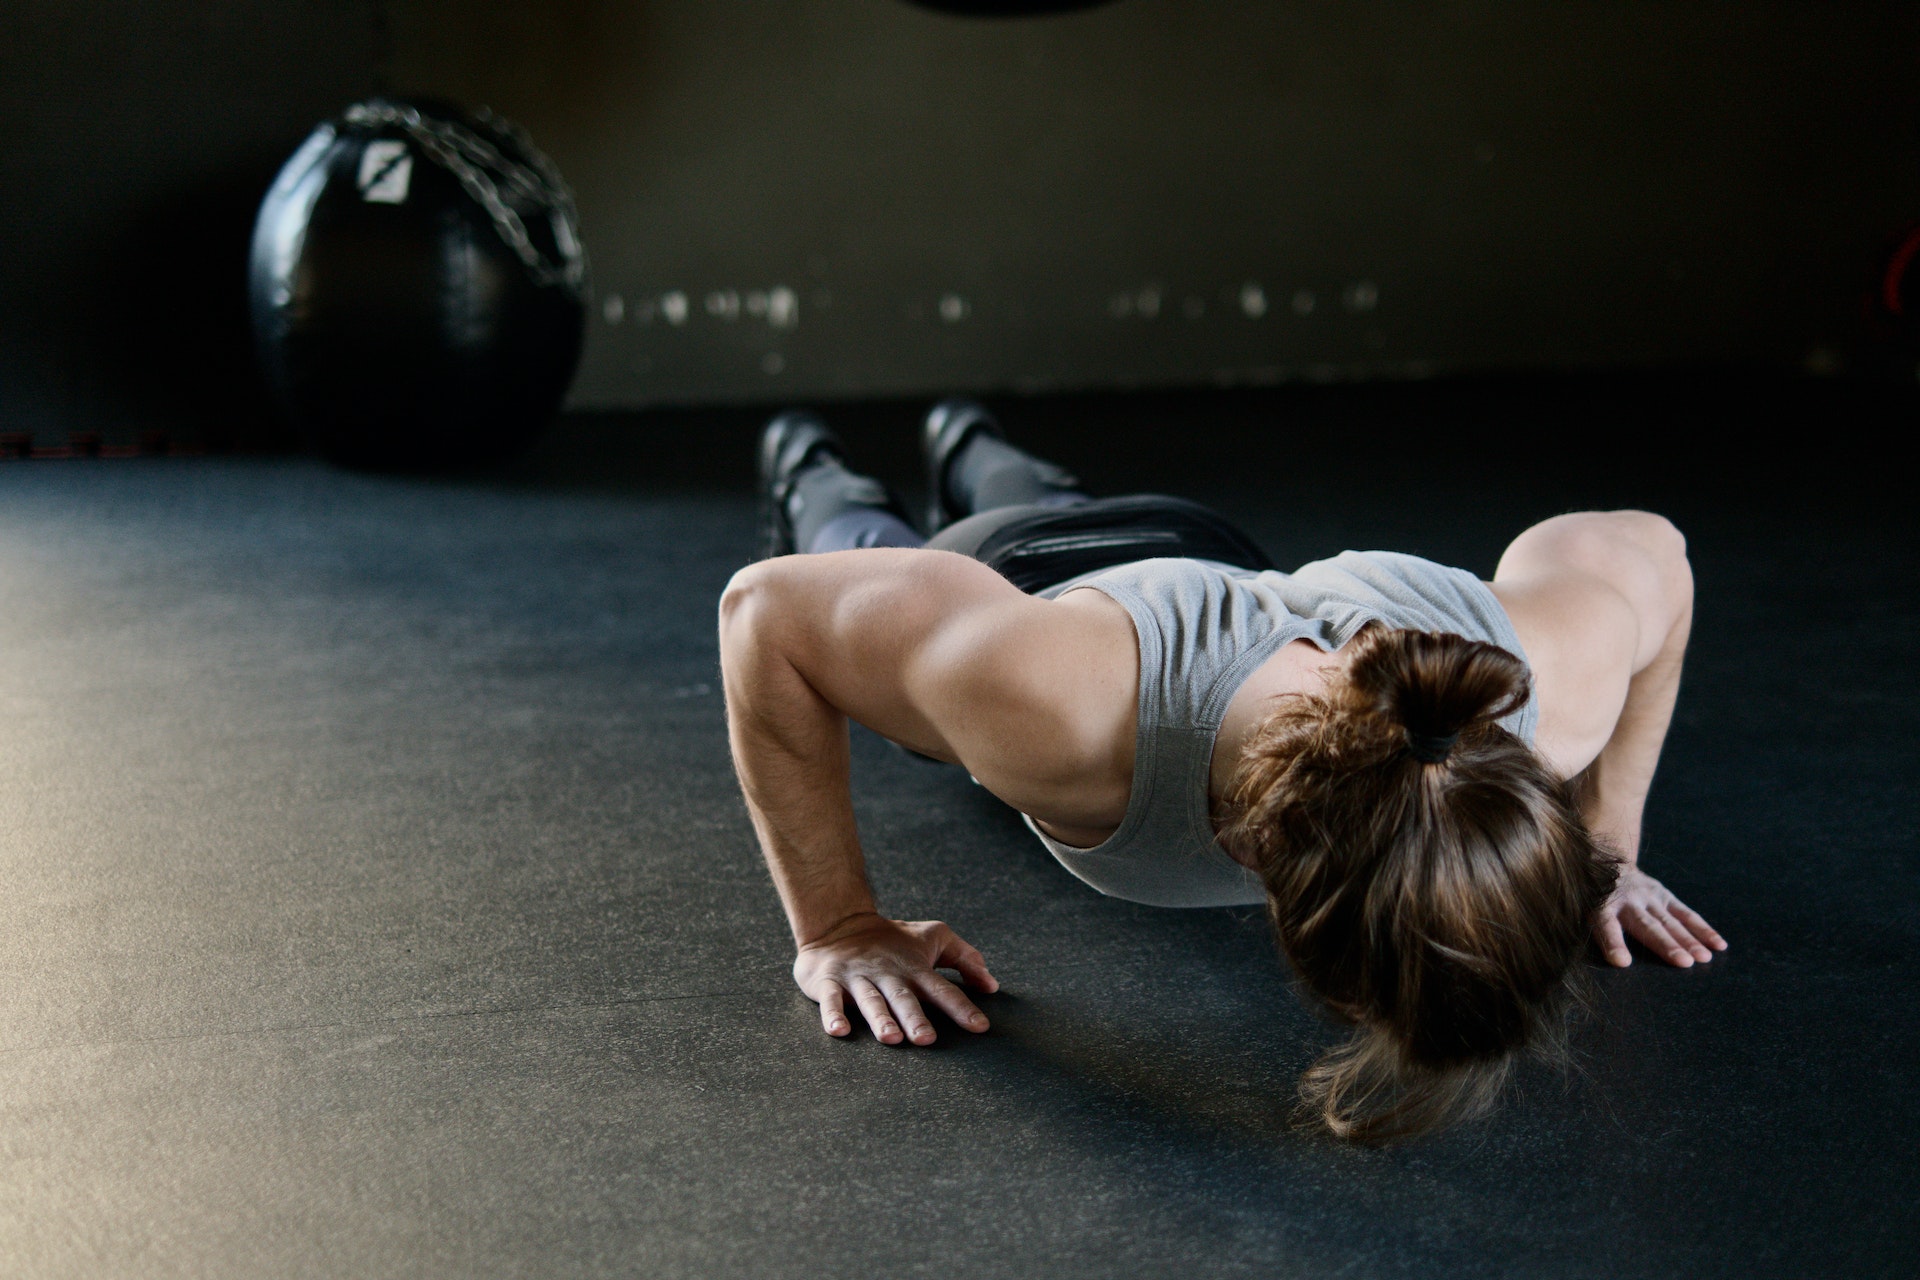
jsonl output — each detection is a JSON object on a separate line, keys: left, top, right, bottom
{"left": 249, "top": 98, "right": 587, "bottom": 469}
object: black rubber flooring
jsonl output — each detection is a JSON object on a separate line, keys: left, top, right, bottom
{"left": 2, "top": 377, "right": 1914, "bottom": 1277}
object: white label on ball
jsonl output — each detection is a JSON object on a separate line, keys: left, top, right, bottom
{"left": 358, "top": 141, "right": 413, "bottom": 204}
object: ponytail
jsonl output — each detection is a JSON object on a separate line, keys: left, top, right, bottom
{"left": 1219, "top": 627, "right": 1617, "bottom": 1143}
{"left": 1300, "top": 1024, "right": 1512, "bottom": 1144}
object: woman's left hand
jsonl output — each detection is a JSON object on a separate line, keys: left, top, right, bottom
{"left": 1596, "top": 866, "right": 1727, "bottom": 968}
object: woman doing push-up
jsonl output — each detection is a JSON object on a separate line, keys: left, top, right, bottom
{"left": 719, "top": 400, "right": 1724, "bottom": 1142}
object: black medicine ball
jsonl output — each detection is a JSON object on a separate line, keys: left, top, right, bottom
{"left": 249, "top": 98, "right": 587, "bottom": 469}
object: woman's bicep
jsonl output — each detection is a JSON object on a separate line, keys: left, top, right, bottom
{"left": 721, "top": 549, "right": 1130, "bottom": 782}
{"left": 725, "top": 550, "right": 1030, "bottom": 751}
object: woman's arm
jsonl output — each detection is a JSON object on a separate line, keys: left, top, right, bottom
{"left": 1491, "top": 511, "right": 1727, "bottom": 968}
{"left": 718, "top": 548, "right": 1135, "bottom": 1041}
{"left": 719, "top": 550, "right": 1006, "bottom": 1045}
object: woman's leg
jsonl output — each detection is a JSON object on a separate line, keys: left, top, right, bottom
{"left": 800, "top": 403, "right": 1093, "bottom": 555}
{"left": 787, "top": 459, "right": 924, "bottom": 553}
{"left": 924, "top": 502, "right": 1057, "bottom": 557}
{"left": 920, "top": 404, "right": 1270, "bottom": 587}
{"left": 944, "top": 433, "right": 1090, "bottom": 514}
{"left": 925, "top": 399, "right": 1091, "bottom": 527}
{"left": 931, "top": 494, "right": 1275, "bottom": 592}
{"left": 921, "top": 409, "right": 1094, "bottom": 558}
{"left": 761, "top": 411, "right": 922, "bottom": 556}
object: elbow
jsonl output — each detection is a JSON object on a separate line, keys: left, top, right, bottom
{"left": 719, "top": 563, "right": 764, "bottom": 627}
{"left": 718, "top": 563, "right": 775, "bottom": 660}
{"left": 1629, "top": 510, "right": 1687, "bottom": 573}
{"left": 1664, "top": 521, "right": 1693, "bottom": 620}
{"left": 1593, "top": 510, "right": 1686, "bottom": 566}
{"left": 1608, "top": 510, "right": 1692, "bottom": 659}
{"left": 1632, "top": 511, "right": 1692, "bottom": 623}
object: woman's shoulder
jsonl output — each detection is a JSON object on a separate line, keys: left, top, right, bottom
{"left": 1485, "top": 575, "right": 1638, "bottom": 775}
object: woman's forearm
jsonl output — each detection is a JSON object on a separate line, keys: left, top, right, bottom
{"left": 720, "top": 578, "right": 878, "bottom": 946}
{"left": 1580, "top": 600, "right": 1692, "bottom": 865}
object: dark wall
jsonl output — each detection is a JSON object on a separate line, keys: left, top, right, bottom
{"left": 396, "top": 0, "right": 1919, "bottom": 406}
{"left": 3, "top": 1, "right": 1916, "bottom": 437}
{"left": 0, "top": 0, "right": 379, "bottom": 445}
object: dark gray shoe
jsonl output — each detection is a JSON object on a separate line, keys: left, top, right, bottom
{"left": 920, "top": 398, "right": 1003, "bottom": 534}
{"left": 757, "top": 410, "right": 844, "bottom": 558}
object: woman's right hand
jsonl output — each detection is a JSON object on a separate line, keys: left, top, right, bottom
{"left": 1595, "top": 865, "right": 1726, "bottom": 967}
{"left": 793, "top": 913, "right": 999, "bottom": 1045}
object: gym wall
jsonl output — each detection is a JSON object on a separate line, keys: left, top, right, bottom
{"left": 0, "top": 1, "right": 380, "bottom": 444}
{"left": 4, "top": 1, "right": 1916, "bottom": 435}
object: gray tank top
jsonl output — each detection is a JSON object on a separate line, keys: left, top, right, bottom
{"left": 1025, "top": 551, "right": 1538, "bottom": 908}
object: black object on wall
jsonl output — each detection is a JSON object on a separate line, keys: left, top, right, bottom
{"left": 248, "top": 99, "right": 587, "bottom": 468}
{"left": 902, "top": 1, "right": 1122, "bottom": 16}
{"left": 1877, "top": 227, "right": 1920, "bottom": 380}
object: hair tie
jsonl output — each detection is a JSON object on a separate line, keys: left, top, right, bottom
{"left": 1407, "top": 731, "right": 1458, "bottom": 763}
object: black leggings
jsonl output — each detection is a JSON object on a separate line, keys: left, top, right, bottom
{"left": 927, "top": 495, "right": 1273, "bottom": 592}
{"left": 796, "top": 434, "right": 1271, "bottom": 591}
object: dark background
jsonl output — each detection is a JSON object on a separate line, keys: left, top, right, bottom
{"left": 2, "top": 7, "right": 1918, "bottom": 1278}
{"left": 3, "top": 0, "right": 1918, "bottom": 445}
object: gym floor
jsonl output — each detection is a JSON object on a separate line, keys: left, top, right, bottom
{"left": 2, "top": 376, "right": 1914, "bottom": 1277}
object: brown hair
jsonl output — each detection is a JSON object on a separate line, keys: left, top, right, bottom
{"left": 1217, "top": 627, "right": 1618, "bottom": 1143}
